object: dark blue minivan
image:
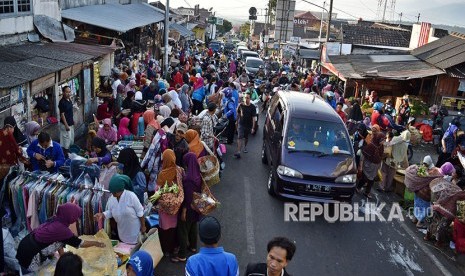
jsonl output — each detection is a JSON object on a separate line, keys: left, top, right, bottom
{"left": 262, "top": 91, "right": 357, "bottom": 202}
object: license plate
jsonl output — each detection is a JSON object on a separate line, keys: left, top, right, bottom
{"left": 305, "top": 184, "right": 330, "bottom": 193}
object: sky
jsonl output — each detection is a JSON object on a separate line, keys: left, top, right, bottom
{"left": 150, "top": 0, "right": 465, "bottom": 27}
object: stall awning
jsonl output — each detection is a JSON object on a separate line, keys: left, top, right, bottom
{"left": 0, "top": 42, "right": 116, "bottom": 89}
{"left": 170, "top": 23, "right": 193, "bottom": 38}
{"left": 62, "top": 3, "right": 165, "bottom": 33}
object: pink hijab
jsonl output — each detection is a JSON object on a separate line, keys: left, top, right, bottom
{"left": 118, "top": 117, "right": 132, "bottom": 140}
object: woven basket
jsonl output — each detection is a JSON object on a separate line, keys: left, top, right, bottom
{"left": 198, "top": 141, "right": 220, "bottom": 187}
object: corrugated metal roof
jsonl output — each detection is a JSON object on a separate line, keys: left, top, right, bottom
{"left": 170, "top": 23, "right": 193, "bottom": 37}
{"left": 412, "top": 35, "right": 465, "bottom": 70}
{"left": 323, "top": 54, "right": 444, "bottom": 80}
{"left": 0, "top": 42, "right": 116, "bottom": 89}
{"left": 62, "top": 3, "right": 165, "bottom": 33}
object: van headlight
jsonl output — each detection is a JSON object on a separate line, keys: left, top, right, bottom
{"left": 277, "top": 165, "right": 303, "bottom": 179}
{"left": 335, "top": 174, "right": 356, "bottom": 183}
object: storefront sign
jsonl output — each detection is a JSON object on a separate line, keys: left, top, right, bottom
{"left": 31, "top": 73, "right": 55, "bottom": 95}
{"left": 0, "top": 94, "right": 11, "bottom": 112}
{"left": 175, "top": 8, "right": 194, "bottom": 16}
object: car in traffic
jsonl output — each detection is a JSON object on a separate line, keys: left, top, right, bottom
{"left": 237, "top": 45, "right": 249, "bottom": 58}
{"left": 262, "top": 91, "right": 357, "bottom": 203}
{"left": 241, "top": 50, "right": 259, "bottom": 61}
{"left": 245, "top": 57, "right": 265, "bottom": 77}
{"left": 224, "top": 42, "right": 235, "bottom": 52}
{"left": 209, "top": 41, "right": 223, "bottom": 52}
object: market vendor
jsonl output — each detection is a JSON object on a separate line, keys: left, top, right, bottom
{"left": 26, "top": 132, "right": 65, "bottom": 173}
{"left": 16, "top": 203, "right": 104, "bottom": 273}
{"left": 94, "top": 174, "right": 146, "bottom": 244}
{"left": 96, "top": 118, "right": 118, "bottom": 147}
{"left": 86, "top": 137, "right": 112, "bottom": 166}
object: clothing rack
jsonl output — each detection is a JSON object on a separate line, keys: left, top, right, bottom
{"left": 19, "top": 170, "right": 110, "bottom": 193}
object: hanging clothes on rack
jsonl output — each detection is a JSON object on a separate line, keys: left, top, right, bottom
{"left": 8, "top": 170, "right": 110, "bottom": 236}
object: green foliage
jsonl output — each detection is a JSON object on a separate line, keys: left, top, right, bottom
{"left": 217, "top": 19, "right": 233, "bottom": 34}
{"left": 240, "top": 22, "right": 251, "bottom": 38}
{"left": 410, "top": 98, "right": 429, "bottom": 117}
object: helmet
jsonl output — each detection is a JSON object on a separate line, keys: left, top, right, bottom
{"left": 408, "top": 117, "right": 416, "bottom": 125}
{"left": 373, "top": 102, "right": 384, "bottom": 111}
{"left": 325, "top": 91, "right": 335, "bottom": 100}
{"left": 224, "top": 88, "right": 233, "bottom": 98}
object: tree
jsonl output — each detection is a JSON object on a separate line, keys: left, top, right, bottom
{"left": 240, "top": 22, "right": 251, "bottom": 39}
{"left": 217, "top": 19, "right": 233, "bottom": 35}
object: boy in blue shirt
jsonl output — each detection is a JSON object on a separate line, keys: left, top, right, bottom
{"left": 186, "top": 216, "right": 239, "bottom": 276}
{"left": 27, "top": 132, "right": 65, "bottom": 173}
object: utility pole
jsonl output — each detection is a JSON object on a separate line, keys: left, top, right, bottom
{"left": 398, "top": 12, "right": 402, "bottom": 25}
{"left": 382, "top": 0, "right": 388, "bottom": 22}
{"left": 164, "top": 0, "right": 170, "bottom": 77}
{"left": 326, "top": 0, "right": 333, "bottom": 42}
{"left": 417, "top": 13, "right": 421, "bottom": 23}
{"left": 264, "top": 7, "right": 269, "bottom": 56}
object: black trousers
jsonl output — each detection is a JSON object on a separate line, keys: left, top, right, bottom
{"left": 225, "top": 117, "right": 236, "bottom": 144}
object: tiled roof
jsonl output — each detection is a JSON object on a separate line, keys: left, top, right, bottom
{"left": 342, "top": 24, "right": 411, "bottom": 48}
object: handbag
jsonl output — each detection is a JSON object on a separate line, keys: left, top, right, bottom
{"left": 158, "top": 167, "right": 185, "bottom": 215}
{"left": 198, "top": 141, "right": 220, "bottom": 186}
{"left": 191, "top": 177, "right": 219, "bottom": 215}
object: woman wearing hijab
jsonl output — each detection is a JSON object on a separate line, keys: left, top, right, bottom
{"left": 125, "top": 79, "right": 136, "bottom": 94}
{"left": 118, "top": 117, "right": 133, "bottom": 141}
{"left": 167, "top": 123, "right": 189, "bottom": 167}
{"left": 169, "top": 90, "right": 183, "bottom": 110}
{"left": 174, "top": 152, "right": 202, "bottom": 262}
{"left": 16, "top": 203, "right": 104, "bottom": 272}
{"left": 157, "top": 149, "right": 183, "bottom": 261}
{"left": 4, "top": 116, "right": 27, "bottom": 147}
{"left": 191, "top": 77, "right": 206, "bottom": 116}
{"left": 356, "top": 132, "right": 385, "bottom": 198}
{"left": 425, "top": 163, "right": 465, "bottom": 247}
{"left": 96, "top": 98, "right": 113, "bottom": 121}
{"left": 437, "top": 120, "right": 460, "bottom": 167}
{"left": 130, "top": 91, "right": 147, "bottom": 136}
{"left": 184, "top": 129, "right": 206, "bottom": 158}
{"left": 179, "top": 84, "right": 191, "bottom": 114}
{"left": 97, "top": 118, "right": 117, "bottom": 146}
{"left": 94, "top": 175, "right": 146, "bottom": 244}
{"left": 24, "top": 121, "right": 40, "bottom": 145}
{"left": 86, "top": 137, "right": 112, "bottom": 166}
{"left": 122, "top": 91, "right": 135, "bottom": 110}
{"left": 142, "top": 109, "right": 160, "bottom": 151}
{"left": 126, "top": 250, "right": 154, "bottom": 276}
{"left": 410, "top": 156, "right": 443, "bottom": 229}
{"left": 0, "top": 118, "right": 29, "bottom": 180}
{"left": 116, "top": 148, "right": 146, "bottom": 204}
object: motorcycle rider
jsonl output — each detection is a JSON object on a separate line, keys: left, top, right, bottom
{"left": 256, "top": 65, "right": 266, "bottom": 80}
{"left": 278, "top": 71, "right": 289, "bottom": 85}
{"left": 239, "top": 71, "right": 250, "bottom": 84}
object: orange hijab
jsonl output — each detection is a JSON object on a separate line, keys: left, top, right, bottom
{"left": 143, "top": 109, "right": 160, "bottom": 129}
{"left": 157, "top": 149, "right": 177, "bottom": 186}
{"left": 184, "top": 129, "right": 204, "bottom": 157}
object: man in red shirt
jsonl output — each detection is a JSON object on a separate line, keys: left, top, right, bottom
{"left": 336, "top": 102, "right": 347, "bottom": 123}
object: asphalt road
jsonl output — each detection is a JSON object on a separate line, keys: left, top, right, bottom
{"left": 155, "top": 116, "right": 464, "bottom": 276}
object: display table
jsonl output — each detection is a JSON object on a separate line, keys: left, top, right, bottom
{"left": 111, "top": 140, "right": 144, "bottom": 160}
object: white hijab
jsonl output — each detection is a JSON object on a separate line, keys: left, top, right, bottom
{"left": 168, "top": 90, "right": 182, "bottom": 109}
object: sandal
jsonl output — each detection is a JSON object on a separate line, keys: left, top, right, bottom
{"left": 188, "top": 248, "right": 197, "bottom": 253}
{"left": 364, "top": 193, "right": 373, "bottom": 199}
{"left": 355, "top": 187, "right": 363, "bottom": 194}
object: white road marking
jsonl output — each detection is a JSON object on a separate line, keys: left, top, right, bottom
{"left": 398, "top": 218, "right": 453, "bottom": 276}
{"left": 244, "top": 177, "right": 256, "bottom": 255}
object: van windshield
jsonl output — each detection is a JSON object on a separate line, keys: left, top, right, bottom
{"left": 246, "top": 59, "right": 264, "bottom": 68}
{"left": 286, "top": 117, "right": 352, "bottom": 155}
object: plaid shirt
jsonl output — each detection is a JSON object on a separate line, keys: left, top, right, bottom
{"left": 201, "top": 112, "right": 217, "bottom": 150}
